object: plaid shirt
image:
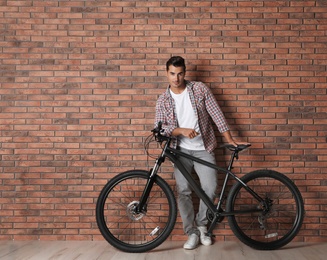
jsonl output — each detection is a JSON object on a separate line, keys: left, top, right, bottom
{"left": 155, "top": 80, "right": 230, "bottom": 153}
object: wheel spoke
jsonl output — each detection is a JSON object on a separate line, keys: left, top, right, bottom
{"left": 96, "top": 171, "right": 177, "bottom": 253}
{"left": 227, "top": 170, "right": 304, "bottom": 250}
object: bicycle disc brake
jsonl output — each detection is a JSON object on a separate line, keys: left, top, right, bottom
{"left": 126, "top": 201, "right": 145, "bottom": 220}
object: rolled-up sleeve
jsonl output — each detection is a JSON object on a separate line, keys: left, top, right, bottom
{"left": 203, "top": 84, "right": 230, "bottom": 133}
{"left": 154, "top": 91, "right": 177, "bottom": 137}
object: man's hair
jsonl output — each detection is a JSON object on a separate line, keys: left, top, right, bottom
{"left": 166, "top": 56, "right": 186, "bottom": 72}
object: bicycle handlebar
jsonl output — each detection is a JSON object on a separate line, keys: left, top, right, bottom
{"left": 151, "top": 121, "right": 170, "bottom": 143}
{"left": 152, "top": 121, "right": 251, "bottom": 153}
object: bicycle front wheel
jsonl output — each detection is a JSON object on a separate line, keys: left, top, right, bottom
{"left": 96, "top": 170, "right": 177, "bottom": 253}
{"left": 226, "top": 170, "right": 304, "bottom": 250}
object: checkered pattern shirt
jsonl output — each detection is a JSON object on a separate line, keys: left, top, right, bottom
{"left": 155, "top": 80, "right": 230, "bottom": 153}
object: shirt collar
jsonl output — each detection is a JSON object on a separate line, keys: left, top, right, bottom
{"left": 166, "top": 80, "right": 191, "bottom": 95}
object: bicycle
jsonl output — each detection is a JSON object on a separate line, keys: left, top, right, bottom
{"left": 96, "top": 122, "right": 305, "bottom": 253}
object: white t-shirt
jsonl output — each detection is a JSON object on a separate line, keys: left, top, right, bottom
{"left": 170, "top": 88, "right": 205, "bottom": 150}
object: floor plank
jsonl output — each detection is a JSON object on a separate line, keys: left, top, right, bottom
{"left": 0, "top": 241, "right": 325, "bottom": 260}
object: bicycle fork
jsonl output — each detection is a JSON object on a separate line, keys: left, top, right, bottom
{"left": 136, "top": 144, "right": 168, "bottom": 213}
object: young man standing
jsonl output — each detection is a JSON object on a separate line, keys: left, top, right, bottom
{"left": 154, "top": 56, "right": 241, "bottom": 250}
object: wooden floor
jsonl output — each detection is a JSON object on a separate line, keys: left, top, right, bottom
{"left": 0, "top": 240, "right": 326, "bottom": 260}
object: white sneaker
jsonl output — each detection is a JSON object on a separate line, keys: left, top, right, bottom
{"left": 197, "top": 226, "right": 212, "bottom": 246}
{"left": 183, "top": 233, "right": 199, "bottom": 250}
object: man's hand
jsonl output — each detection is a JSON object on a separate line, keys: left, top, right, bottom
{"left": 222, "top": 130, "right": 249, "bottom": 147}
{"left": 172, "top": 128, "right": 199, "bottom": 139}
{"left": 182, "top": 128, "right": 199, "bottom": 139}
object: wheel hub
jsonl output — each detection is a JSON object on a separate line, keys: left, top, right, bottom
{"left": 126, "top": 201, "right": 145, "bottom": 221}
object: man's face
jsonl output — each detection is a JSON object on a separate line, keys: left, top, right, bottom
{"left": 166, "top": 65, "right": 186, "bottom": 89}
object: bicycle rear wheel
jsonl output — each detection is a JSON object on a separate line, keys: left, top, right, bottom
{"left": 96, "top": 170, "right": 177, "bottom": 253}
{"left": 226, "top": 170, "right": 304, "bottom": 250}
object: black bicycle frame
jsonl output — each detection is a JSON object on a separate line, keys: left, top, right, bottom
{"left": 138, "top": 140, "right": 265, "bottom": 229}
{"left": 166, "top": 147, "right": 264, "bottom": 212}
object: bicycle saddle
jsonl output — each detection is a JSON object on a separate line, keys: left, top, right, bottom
{"left": 220, "top": 144, "right": 251, "bottom": 152}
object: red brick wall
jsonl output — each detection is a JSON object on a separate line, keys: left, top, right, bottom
{"left": 0, "top": 0, "right": 326, "bottom": 242}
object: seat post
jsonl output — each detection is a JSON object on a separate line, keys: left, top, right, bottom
{"left": 227, "top": 151, "right": 238, "bottom": 171}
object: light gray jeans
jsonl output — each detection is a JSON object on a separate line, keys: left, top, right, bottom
{"left": 174, "top": 147, "right": 217, "bottom": 236}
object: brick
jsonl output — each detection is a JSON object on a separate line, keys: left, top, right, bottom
{"left": 0, "top": 0, "right": 325, "bottom": 243}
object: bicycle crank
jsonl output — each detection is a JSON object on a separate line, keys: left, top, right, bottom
{"left": 207, "top": 207, "right": 225, "bottom": 223}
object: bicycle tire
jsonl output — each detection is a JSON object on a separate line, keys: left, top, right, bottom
{"left": 226, "top": 170, "right": 304, "bottom": 250}
{"left": 96, "top": 170, "right": 177, "bottom": 253}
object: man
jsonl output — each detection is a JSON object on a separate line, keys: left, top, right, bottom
{"left": 154, "top": 56, "right": 242, "bottom": 250}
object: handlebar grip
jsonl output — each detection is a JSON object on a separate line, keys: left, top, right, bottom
{"left": 152, "top": 121, "right": 162, "bottom": 134}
